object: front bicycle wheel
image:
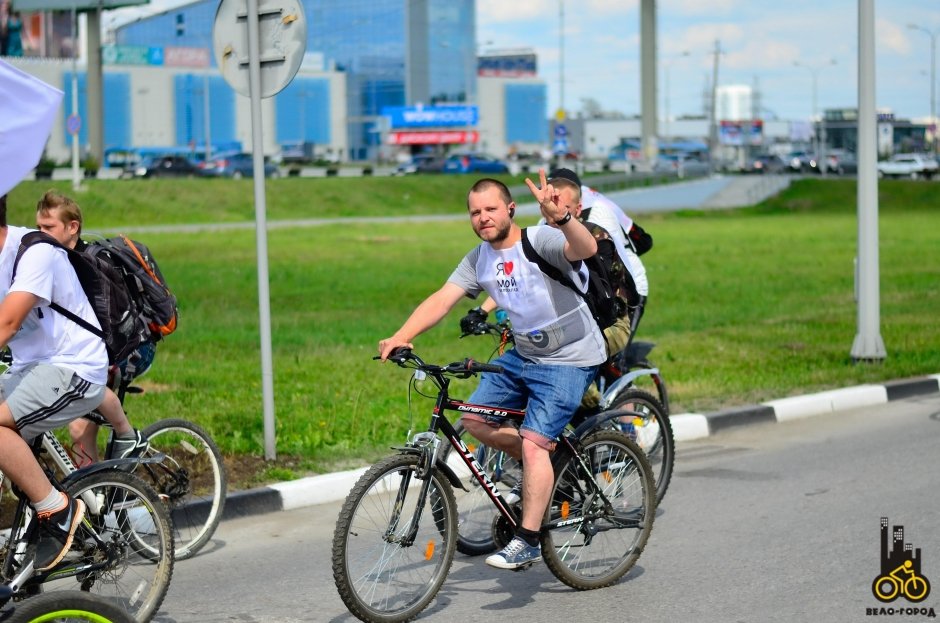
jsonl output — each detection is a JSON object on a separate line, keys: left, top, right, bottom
{"left": 542, "top": 430, "right": 655, "bottom": 590}
{"left": 436, "top": 420, "right": 521, "bottom": 556}
{"left": 5, "top": 589, "right": 136, "bottom": 623}
{"left": 332, "top": 453, "right": 457, "bottom": 623}
{"left": 606, "top": 388, "right": 674, "bottom": 504}
{"left": 139, "top": 418, "right": 227, "bottom": 560}
{"left": 53, "top": 470, "right": 174, "bottom": 622}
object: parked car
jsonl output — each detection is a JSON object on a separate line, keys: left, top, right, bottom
{"left": 395, "top": 154, "right": 444, "bottom": 175}
{"left": 825, "top": 150, "right": 857, "bottom": 175}
{"left": 745, "top": 153, "right": 786, "bottom": 174}
{"left": 442, "top": 153, "right": 509, "bottom": 174}
{"left": 652, "top": 152, "right": 710, "bottom": 178}
{"left": 876, "top": 153, "right": 938, "bottom": 179}
{"left": 199, "top": 152, "right": 279, "bottom": 178}
{"left": 134, "top": 155, "right": 201, "bottom": 178}
{"left": 784, "top": 150, "right": 820, "bottom": 173}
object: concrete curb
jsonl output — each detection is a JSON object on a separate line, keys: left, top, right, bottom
{"left": 221, "top": 374, "right": 940, "bottom": 519}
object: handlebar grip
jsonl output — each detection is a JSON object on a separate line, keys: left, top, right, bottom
{"left": 464, "top": 358, "right": 504, "bottom": 374}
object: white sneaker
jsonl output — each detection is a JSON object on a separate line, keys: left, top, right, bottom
{"left": 634, "top": 418, "right": 660, "bottom": 450}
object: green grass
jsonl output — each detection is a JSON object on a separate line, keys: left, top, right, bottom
{"left": 5, "top": 176, "right": 939, "bottom": 484}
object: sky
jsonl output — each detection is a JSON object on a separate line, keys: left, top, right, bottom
{"left": 103, "top": 0, "right": 940, "bottom": 123}
{"left": 477, "top": 0, "right": 940, "bottom": 122}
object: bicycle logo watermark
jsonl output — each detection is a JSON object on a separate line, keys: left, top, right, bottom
{"left": 867, "top": 517, "right": 935, "bottom": 618}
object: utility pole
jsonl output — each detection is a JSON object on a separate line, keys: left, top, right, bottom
{"left": 794, "top": 59, "right": 837, "bottom": 176}
{"left": 708, "top": 39, "right": 721, "bottom": 171}
{"left": 908, "top": 25, "right": 938, "bottom": 154}
{"left": 559, "top": 0, "right": 565, "bottom": 117}
{"left": 851, "top": 0, "right": 885, "bottom": 361}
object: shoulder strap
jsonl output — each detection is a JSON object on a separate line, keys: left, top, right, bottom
{"left": 520, "top": 228, "right": 584, "bottom": 299}
{"left": 13, "top": 232, "right": 104, "bottom": 339}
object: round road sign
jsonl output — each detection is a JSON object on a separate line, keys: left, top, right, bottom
{"left": 213, "top": 0, "right": 307, "bottom": 99}
{"left": 66, "top": 114, "right": 81, "bottom": 136}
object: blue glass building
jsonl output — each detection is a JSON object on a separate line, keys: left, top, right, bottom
{"left": 115, "top": 0, "right": 477, "bottom": 160}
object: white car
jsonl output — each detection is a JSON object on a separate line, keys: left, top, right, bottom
{"left": 877, "top": 153, "right": 938, "bottom": 179}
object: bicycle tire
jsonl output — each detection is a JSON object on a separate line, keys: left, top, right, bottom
{"left": 606, "top": 388, "right": 674, "bottom": 504}
{"left": 332, "top": 453, "right": 457, "bottom": 623}
{"left": 53, "top": 470, "right": 174, "bottom": 623}
{"left": 436, "top": 420, "right": 521, "bottom": 556}
{"left": 5, "top": 589, "right": 137, "bottom": 623}
{"left": 541, "top": 430, "right": 655, "bottom": 590}
{"left": 139, "top": 418, "right": 227, "bottom": 560}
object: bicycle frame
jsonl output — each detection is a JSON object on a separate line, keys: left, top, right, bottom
{"left": 396, "top": 355, "right": 630, "bottom": 542}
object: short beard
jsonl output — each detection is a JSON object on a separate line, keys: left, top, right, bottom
{"left": 477, "top": 220, "right": 511, "bottom": 243}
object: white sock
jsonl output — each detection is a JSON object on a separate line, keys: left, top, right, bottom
{"left": 35, "top": 490, "right": 66, "bottom": 516}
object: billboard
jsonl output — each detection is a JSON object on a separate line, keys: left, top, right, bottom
{"left": 381, "top": 105, "right": 477, "bottom": 129}
{"left": 720, "top": 120, "right": 763, "bottom": 146}
{"left": 478, "top": 52, "right": 537, "bottom": 78}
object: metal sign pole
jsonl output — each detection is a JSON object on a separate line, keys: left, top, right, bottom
{"left": 244, "top": 0, "right": 277, "bottom": 460}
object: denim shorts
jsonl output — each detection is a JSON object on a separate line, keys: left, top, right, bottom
{"left": 462, "top": 348, "right": 598, "bottom": 450}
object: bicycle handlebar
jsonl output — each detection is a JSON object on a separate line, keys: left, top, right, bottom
{"left": 375, "top": 347, "right": 504, "bottom": 377}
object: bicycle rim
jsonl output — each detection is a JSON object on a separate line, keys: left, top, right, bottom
{"left": 140, "top": 418, "right": 227, "bottom": 560}
{"left": 437, "top": 421, "right": 521, "bottom": 556}
{"left": 332, "top": 454, "right": 456, "bottom": 623}
{"left": 607, "top": 389, "right": 675, "bottom": 504}
{"left": 542, "top": 431, "right": 655, "bottom": 590}
{"left": 53, "top": 471, "right": 174, "bottom": 622}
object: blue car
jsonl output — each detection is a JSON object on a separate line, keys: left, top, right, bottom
{"left": 199, "top": 152, "right": 279, "bottom": 178}
{"left": 442, "top": 153, "right": 509, "bottom": 174}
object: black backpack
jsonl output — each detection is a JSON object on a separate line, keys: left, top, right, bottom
{"left": 520, "top": 227, "right": 625, "bottom": 331}
{"left": 86, "top": 236, "right": 178, "bottom": 341}
{"left": 13, "top": 232, "right": 150, "bottom": 365}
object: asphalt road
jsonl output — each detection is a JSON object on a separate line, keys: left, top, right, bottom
{"left": 153, "top": 394, "right": 940, "bottom": 623}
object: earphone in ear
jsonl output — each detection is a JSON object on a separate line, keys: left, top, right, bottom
{"left": 509, "top": 207, "right": 515, "bottom": 218}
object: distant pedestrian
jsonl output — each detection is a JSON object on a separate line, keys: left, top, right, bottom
{"left": 5, "top": 11, "right": 23, "bottom": 57}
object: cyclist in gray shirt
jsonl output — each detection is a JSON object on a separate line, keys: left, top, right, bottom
{"left": 378, "top": 171, "right": 604, "bottom": 571}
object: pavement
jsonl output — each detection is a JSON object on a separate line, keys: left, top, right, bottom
{"left": 220, "top": 372, "right": 940, "bottom": 521}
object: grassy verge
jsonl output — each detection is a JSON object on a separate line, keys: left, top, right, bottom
{"left": 5, "top": 176, "right": 939, "bottom": 487}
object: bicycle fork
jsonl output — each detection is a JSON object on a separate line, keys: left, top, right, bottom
{"left": 385, "top": 432, "right": 441, "bottom": 547}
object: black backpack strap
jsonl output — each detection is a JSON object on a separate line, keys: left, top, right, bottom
{"left": 13, "top": 232, "right": 104, "bottom": 339}
{"left": 520, "top": 228, "right": 584, "bottom": 298}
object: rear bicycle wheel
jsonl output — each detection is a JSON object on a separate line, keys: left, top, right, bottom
{"left": 139, "top": 418, "right": 227, "bottom": 560}
{"left": 5, "top": 589, "right": 136, "bottom": 622}
{"left": 54, "top": 470, "right": 174, "bottom": 622}
{"left": 436, "top": 421, "right": 521, "bottom": 556}
{"left": 541, "top": 430, "right": 655, "bottom": 590}
{"left": 606, "top": 389, "right": 674, "bottom": 504}
{"left": 332, "top": 453, "right": 457, "bottom": 623}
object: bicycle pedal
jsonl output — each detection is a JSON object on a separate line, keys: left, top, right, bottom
{"left": 511, "top": 561, "right": 536, "bottom": 572}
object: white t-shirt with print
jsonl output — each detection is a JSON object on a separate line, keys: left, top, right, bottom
{"left": 0, "top": 226, "right": 108, "bottom": 384}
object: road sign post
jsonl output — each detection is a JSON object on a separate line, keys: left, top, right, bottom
{"left": 214, "top": 0, "right": 306, "bottom": 460}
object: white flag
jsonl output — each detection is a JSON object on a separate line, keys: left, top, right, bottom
{"left": 0, "top": 59, "right": 64, "bottom": 197}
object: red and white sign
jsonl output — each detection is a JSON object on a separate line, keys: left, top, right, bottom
{"left": 164, "top": 46, "right": 211, "bottom": 68}
{"left": 388, "top": 131, "right": 479, "bottom": 145}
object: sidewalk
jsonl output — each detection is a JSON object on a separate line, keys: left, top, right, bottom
{"left": 220, "top": 373, "right": 940, "bottom": 520}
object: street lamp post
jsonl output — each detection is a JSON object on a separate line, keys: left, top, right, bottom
{"left": 794, "top": 59, "right": 836, "bottom": 176}
{"left": 907, "top": 24, "right": 938, "bottom": 154}
{"left": 662, "top": 50, "right": 690, "bottom": 143}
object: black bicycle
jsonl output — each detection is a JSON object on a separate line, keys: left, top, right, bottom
{"left": 332, "top": 348, "right": 656, "bottom": 623}
{"left": 444, "top": 321, "right": 674, "bottom": 560}
{"left": 85, "top": 373, "right": 227, "bottom": 561}
{"left": 0, "top": 436, "right": 174, "bottom": 622}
